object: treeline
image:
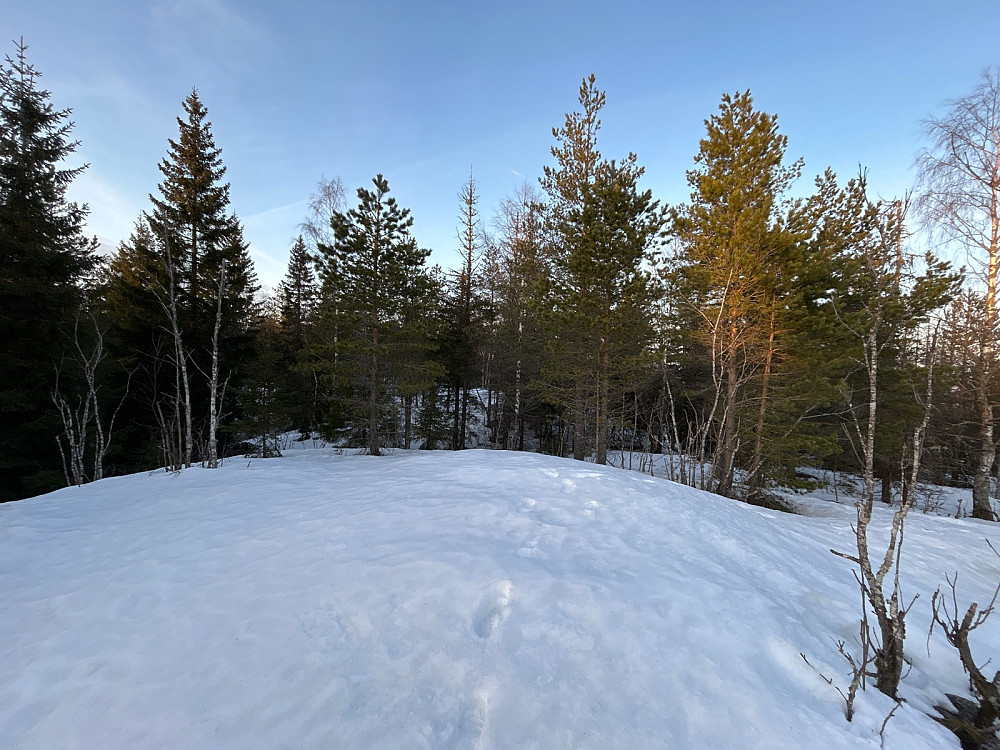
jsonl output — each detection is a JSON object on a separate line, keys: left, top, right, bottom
{"left": 3, "top": 40, "right": 999, "bottom": 519}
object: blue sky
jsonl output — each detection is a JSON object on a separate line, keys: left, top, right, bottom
{"left": 4, "top": 1, "right": 999, "bottom": 288}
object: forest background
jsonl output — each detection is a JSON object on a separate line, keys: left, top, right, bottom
{"left": 2, "top": 22, "right": 1000, "bottom": 522}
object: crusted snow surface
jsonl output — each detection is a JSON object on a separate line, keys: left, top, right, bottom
{"left": 1, "top": 448, "right": 996, "bottom": 749}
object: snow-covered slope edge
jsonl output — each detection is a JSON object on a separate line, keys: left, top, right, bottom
{"left": 1, "top": 450, "right": 996, "bottom": 749}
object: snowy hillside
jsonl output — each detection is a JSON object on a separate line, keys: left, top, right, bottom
{"left": 1, "top": 449, "right": 998, "bottom": 749}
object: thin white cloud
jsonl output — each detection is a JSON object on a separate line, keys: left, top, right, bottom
{"left": 151, "top": 0, "right": 262, "bottom": 43}
{"left": 242, "top": 198, "right": 309, "bottom": 225}
{"left": 148, "top": 0, "right": 270, "bottom": 76}
{"left": 248, "top": 241, "right": 279, "bottom": 266}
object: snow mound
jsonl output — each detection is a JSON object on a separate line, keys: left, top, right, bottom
{"left": 1, "top": 449, "right": 996, "bottom": 749}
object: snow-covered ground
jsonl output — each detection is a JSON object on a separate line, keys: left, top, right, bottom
{"left": 1, "top": 448, "right": 998, "bottom": 749}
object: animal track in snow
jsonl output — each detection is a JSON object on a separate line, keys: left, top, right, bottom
{"left": 472, "top": 579, "right": 513, "bottom": 638}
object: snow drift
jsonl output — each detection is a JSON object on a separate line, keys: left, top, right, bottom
{"left": 1, "top": 449, "right": 997, "bottom": 748}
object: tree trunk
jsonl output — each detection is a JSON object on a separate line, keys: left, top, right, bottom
{"left": 460, "top": 385, "right": 469, "bottom": 450}
{"left": 747, "top": 295, "right": 777, "bottom": 501}
{"left": 452, "top": 379, "right": 461, "bottom": 450}
{"left": 973, "top": 374, "right": 996, "bottom": 519}
{"left": 595, "top": 343, "right": 610, "bottom": 465}
{"left": 715, "top": 350, "right": 738, "bottom": 497}
{"left": 573, "top": 384, "right": 587, "bottom": 461}
{"left": 973, "top": 195, "right": 997, "bottom": 519}
{"left": 207, "top": 261, "right": 227, "bottom": 468}
{"left": 369, "top": 320, "right": 380, "bottom": 456}
{"left": 876, "top": 459, "right": 895, "bottom": 505}
{"left": 404, "top": 394, "right": 412, "bottom": 449}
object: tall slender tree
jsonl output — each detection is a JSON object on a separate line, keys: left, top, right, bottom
{"left": 147, "top": 89, "right": 232, "bottom": 313}
{"left": 482, "top": 184, "right": 547, "bottom": 451}
{"left": 916, "top": 68, "right": 1000, "bottom": 520}
{"left": 539, "top": 74, "right": 664, "bottom": 465}
{"left": 278, "top": 235, "right": 317, "bottom": 344}
{"left": 439, "top": 171, "right": 482, "bottom": 449}
{"left": 0, "top": 40, "right": 96, "bottom": 500}
{"left": 102, "top": 90, "right": 256, "bottom": 469}
{"left": 671, "top": 91, "right": 803, "bottom": 497}
{"left": 274, "top": 235, "right": 319, "bottom": 434}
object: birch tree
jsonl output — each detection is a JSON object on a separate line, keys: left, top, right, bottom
{"left": 916, "top": 68, "right": 1000, "bottom": 520}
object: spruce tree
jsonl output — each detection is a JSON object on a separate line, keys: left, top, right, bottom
{"left": 0, "top": 40, "right": 96, "bottom": 500}
{"left": 275, "top": 235, "right": 319, "bottom": 434}
{"left": 101, "top": 91, "right": 257, "bottom": 469}
{"left": 278, "top": 235, "right": 317, "bottom": 344}
{"left": 147, "top": 89, "right": 232, "bottom": 314}
{"left": 229, "top": 299, "right": 287, "bottom": 458}
{"left": 437, "top": 173, "right": 483, "bottom": 449}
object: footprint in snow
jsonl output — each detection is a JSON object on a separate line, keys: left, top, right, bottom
{"left": 472, "top": 580, "right": 514, "bottom": 638}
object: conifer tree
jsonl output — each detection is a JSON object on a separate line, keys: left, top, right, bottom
{"left": 671, "top": 91, "right": 804, "bottom": 498}
{"left": 278, "top": 235, "right": 317, "bottom": 345}
{"left": 317, "top": 175, "right": 437, "bottom": 455}
{"left": 229, "top": 298, "right": 287, "bottom": 458}
{"left": 483, "top": 184, "right": 547, "bottom": 450}
{"left": 148, "top": 89, "right": 232, "bottom": 314}
{"left": 101, "top": 91, "right": 257, "bottom": 469}
{"left": 0, "top": 40, "right": 96, "bottom": 500}
{"left": 275, "top": 235, "right": 319, "bottom": 434}
{"left": 827, "top": 174, "right": 958, "bottom": 506}
{"left": 101, "top": 218, "right": 176, "bottom": 467}
{"left": 438, "top": 172, "right": 483, "bottom": 449}
{"left": 539, "top": 75, "right": 664, "bottom": 464}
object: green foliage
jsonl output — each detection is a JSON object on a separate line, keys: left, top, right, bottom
{"left": 98, "top": 91, "right": 258, "bottom": 471}
{"left": 312, "top": 175, "right": 440, "bottom": 454}
{"left": 537, "top": 74, "right": 665, "bottom": 464}
{"left": 147, "top": 90, "right": 231, "bottom": 307}
{"left": 272, "top": 235, "right": 320, "bottom": 435}
{"left": 227, "top": 305, "right": 288, "bottom": 458}
{"left": 415, "top": 387, "right": 451, "bottom": 450}
{"left": 822, "top": 172, "right": 960, "bottom": 500}
{"left": 0, "top": 40, "right": 96, "bottom": 500}
{"left": 670, "top": 90, "right": 827, "bottom": 499}
{"left": 0, "top": 56, "right": 976, "bottom": 502}
{"left": 277, "top": 235, "right": 317, "bottom": 346}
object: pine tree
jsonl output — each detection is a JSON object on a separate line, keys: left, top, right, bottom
{"left": 317, "top": 175, "right": 437, "bottom": 455}
{"left": 539, "top": 75, "right": 664, "bottom": 465}
{"left": 826, "top": 173, "right": 958, "bottom": 507}
{"left": 671, "top": 91, "right": 804, "bottom": 498}
{"left": 0, "top": 40, "right": 96, "bottom": 500}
